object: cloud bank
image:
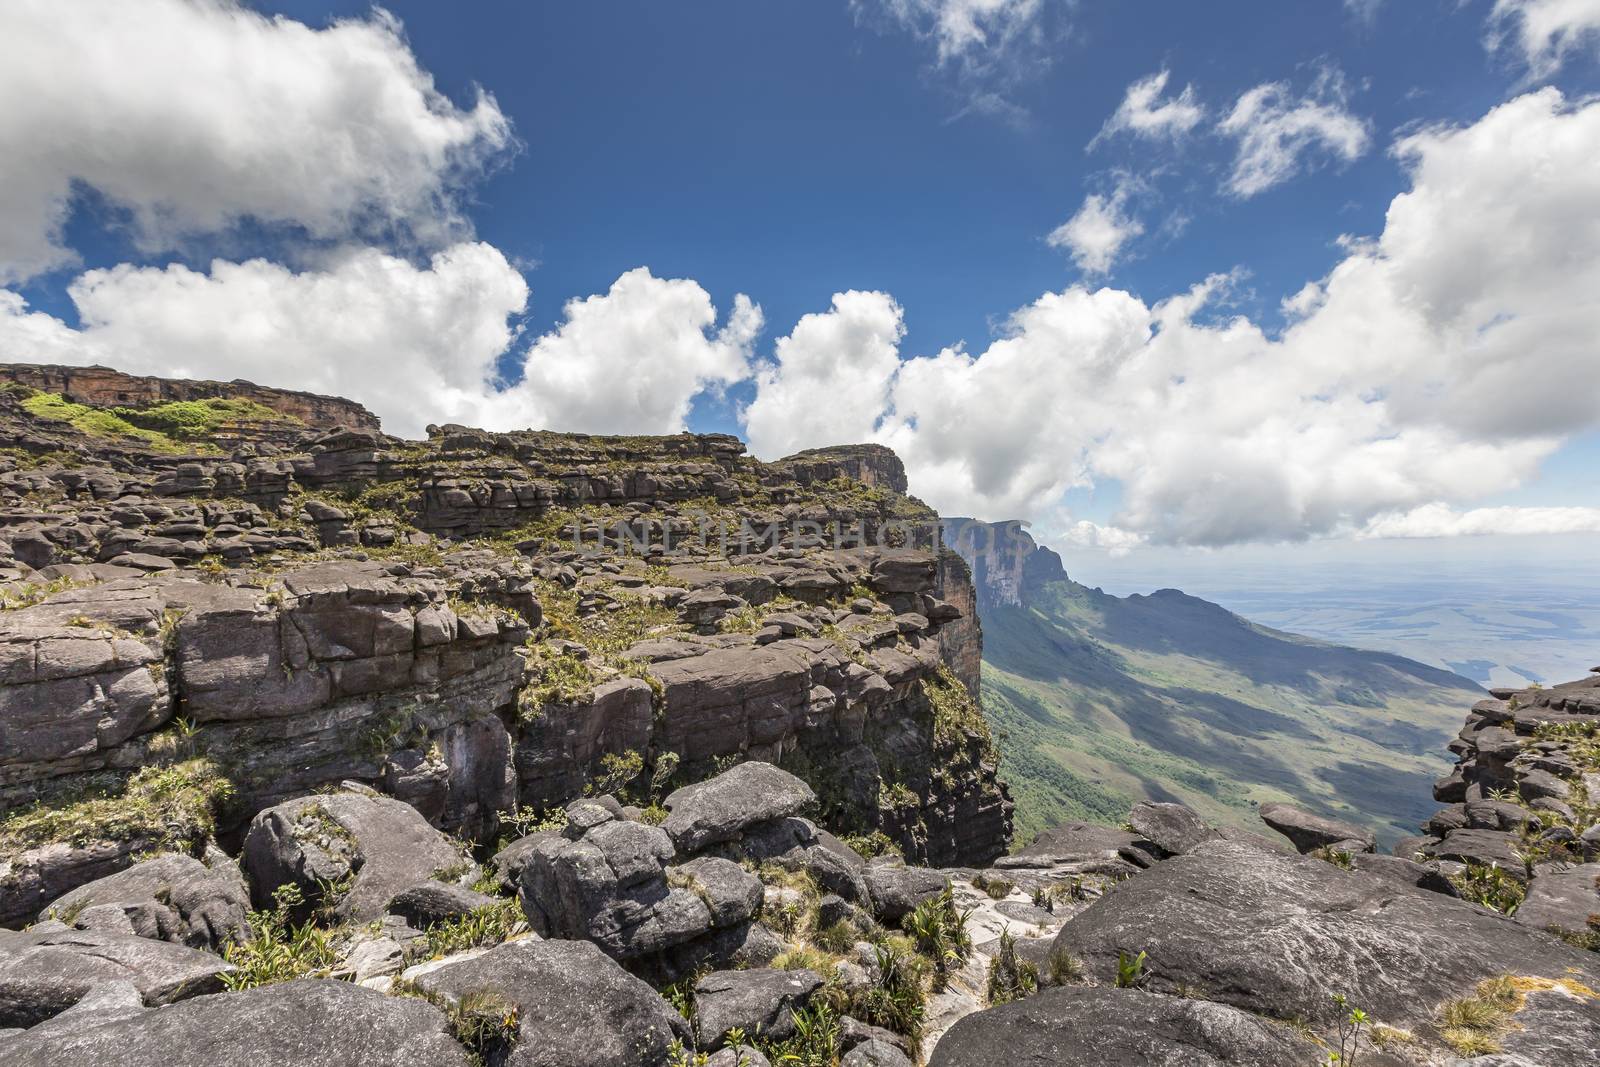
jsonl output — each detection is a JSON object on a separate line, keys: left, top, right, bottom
{"left": 744, "top": 89, "right": 1600, "bottom": 548}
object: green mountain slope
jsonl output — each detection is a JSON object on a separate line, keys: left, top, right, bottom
{"left": 947, "top": 521, "right": 1482, "bottom": 848}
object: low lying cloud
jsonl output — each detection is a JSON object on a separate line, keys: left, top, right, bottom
{"left": 745, "top": 89, "right": 1600, "bottom": 548}
{"left": 0, "top": 253, "right": 758, "bottom": 440}
{"left": 1360, "top": 504, "right": 1600, "bottom": 539}
{"left": 0, "top": 0, "right": 511, "bottom": 283}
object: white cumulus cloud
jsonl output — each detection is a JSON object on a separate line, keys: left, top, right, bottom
{"left": 0, "top": 0, "right": 511, "bottom": 283}
{"left": 1488, "top": 0, "right": 1600, "bottom": 76}
{"left": 1218, "top": 68, "right": 1370, "bottom": 197}
{"left": 742, "top": 291, "right": 905, "bottom": 459}
{"left": 1090, "top": 70, "right": 1206, "bottom": 147}
{"left": 1047, "top": 177, "right": 1146, "bottom": 274}
{"left": 0, "top": 255, "right": 760, "bottom": 441}
{"left": 746, "top": 89, "right": 1600, "bottom": 549}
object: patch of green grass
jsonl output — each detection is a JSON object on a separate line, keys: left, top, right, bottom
{"left": 423, "top": 899, "right": 526, "bottom": 958}
{"left": 111, "top": 397, "right": 296, "bottom": 440}
{"left": 20, "top": 391, "right": 190, "bottom": 452}
{"left": 1451, "top": 862, "right": 1526, "bottom": 914}
{"left": 0, "top": 759, "right": 236, "bottom": 855}
{"left": 221, "top": 884, "right": 341, "bottom": 990}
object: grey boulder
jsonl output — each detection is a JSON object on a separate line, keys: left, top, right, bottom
{"left": 38, "top": 852, "right": 250, "bottom": 951}
{"left": 0, "top": 979, "right": 470, "bottom": 1066}
{"left": 241, "top": 791, "right": 468, "bottom": 922}
{"left": 1513, "top": 863, "right": 1600, "bottom": 938}
{"left": 1258, "top": 802, "right": 1376, "bottom": 854}
{"left": 1049, "top": 839, "right": 1600, "bottom": 1056}
{"left": 843, "top": 1038, "right": 915, "bottom": 1067}
{"left": 406, "top": 937, "right": 689, "bottom": 1067}
{"left": 661, "top": 761, "right": 816, "bottom": 853}
{"left": 863, "top": 863, "right": 947, "bottom": 923}
{"left": 1127, "top": 801, "right": 1218, "bottom": 857}
{"left": 927, "top": 986, "right": 1321, "bottom": 1066}
{"left": 693, "top": 967, "right": 825, "bottom": 1049}
{"left": 0, "top": 927, "right": 233, "bottom": 1028}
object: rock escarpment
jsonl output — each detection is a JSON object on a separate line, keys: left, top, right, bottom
{"left": 0, "top": 369, "right": 1010, "bottom": 933}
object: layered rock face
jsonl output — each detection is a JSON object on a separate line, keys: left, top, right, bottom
{"left": 0, "top": 363, "right": 380, "bottom": 435}
{"left": 0, "top": 369, "right": 1010, "bottom": 932}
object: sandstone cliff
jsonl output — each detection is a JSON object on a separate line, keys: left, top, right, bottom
{"left": 0, "top": 370, "right": 1011, "bottom": 934}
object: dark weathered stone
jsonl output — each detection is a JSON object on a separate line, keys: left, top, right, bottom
{"left": 693, "top": 967, "right": 824, "bottom": 1049}
{"left": 38, "top": 852, "right": 250, "bottom": 951}
{"left": 408, "top": 938, "right": 689, "bottom": 1067}
{"left": 927, "top": 986, "right": 1321, "bottom": 1067}
{"left": 1258, "top": 802, "right": 1375, "bottom": 854}
{"left": 0, "top": 926, "right": 233, "bottom": 1028}
{"left": 1050, "top": 839, "right": 1600, "bottom": 1048}
{"left": 1514, "top": 863, "right": 1600, "bottom": 938}
{"left": 863, "top": 863, "right": 947, "bottom": 923}
{"left": 662, "top": 761, "right": 817, "bottom": 853}
{"left": 386, "top": 880, "right": 499, "bottom": 928}
{"left": 1127, "top": 801, "right": 1218, "bottom": 856}
{"left": 241, "top": 790, "right": 470, "bottom": 921}
{"left": 0, "top": 979, "right": 469, "bottom": 1066}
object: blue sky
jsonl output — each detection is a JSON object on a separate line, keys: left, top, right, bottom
{"left": 2, "top": 0, "right": 1599, "bottom": 565}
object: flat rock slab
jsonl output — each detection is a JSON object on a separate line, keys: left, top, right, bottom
{"left": 1514, "top": 863, "right": 1600, "bottom": 937}
{"left": 0, "top": 926, "right": 233, "bottom": 1028}
{"left": 1258, "top": 802, "right": 1375, "bottom": 854}
{"left": 1050, "top": 839, "right": 1600, "bottom": 1048}
{"left": 994, "top": 821, "right": 1146, "bottom": 874}
{"left": 661, "top": 761, "right": 816, "bottom": 853}
{"left": 0, "top": 979, "right": 471, "bottom": 1066}
{"left": 927, "top": 986, "right": 1321, "bottom": 1066}
{"left": 409, "top": 937, "right": 689, "bottom": 1067}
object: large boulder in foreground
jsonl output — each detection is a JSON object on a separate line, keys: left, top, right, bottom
{"left": 241, "top": 790, "right": 468, "bottom": 921}
{"left": 0, "top": 979, "right": 471, "bottom": 1066}
{"left": 661, "top": 761, "right": 816, "bottom": 853}
{"left": 1050, "top": 839, "right": 1600, "bottom": 1059}
{"left": 38, "top": 852, "right": 250, "bottom": 951}
{"left": 405, "top": 937, "right": 689, "bottom": 1067}
{"left": 927, "top": 986, "right": 1321, "bottom": 1066}
{"left": 0, "top": 926, "right": 232, "bottom": 1028}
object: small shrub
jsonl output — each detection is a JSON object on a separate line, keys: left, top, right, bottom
{"left": 1436, "top": 975, "right": 1522, "bottom": 1057}
{"left": 221, "top": 884, "right": 341, "bottom": 990}
{"left": 840, "top": 830, "right": 903, "bottom": 861}
{"left": 1047, "top": 947, "right": 1086, "bottom": 985}
{"left": 815, "top": 919, "right": 860, "bottom": 955}
{"left": 986, "top": 931, "right": 1040, "bottom": 1005}
{"left": 1310, "top": 846, "right": 1355, "bottom": 871}
{"left": 424, "top": 899, "right": 525, "bottom": 958}
{"left": 1114, "top": 949, "right": 1148, "bottom": 989}
{"left": 1451, "top": 862, "right": 1526, "bottom": 914}
{"left": 972, "top": 873, "right": 1014, "bottom": 900}
{"left": 903, "top": 883, "right": 973, "bottom": 991}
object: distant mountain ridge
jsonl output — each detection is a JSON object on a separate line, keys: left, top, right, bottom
{"left": 943, "top": 518, "right": 1483, "bottom": 846}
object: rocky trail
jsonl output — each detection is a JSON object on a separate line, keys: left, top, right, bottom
{"left": 0, "top": 366, "right": 1596, "bottom": 1066}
